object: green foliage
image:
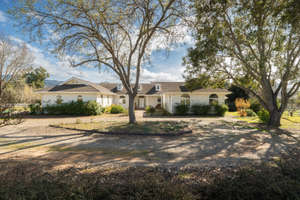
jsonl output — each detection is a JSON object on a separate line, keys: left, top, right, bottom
{"left": 145, "top": 106, "right": 155, "bottom": 114}
{"left": 105, "top": 104, "right": 125, "bottom": 114}
{"left": 29, "top": 103, "right": 42, "bottom": 115}
{"left": 226, "top": 85, "right": 249, "bottom": 111}
{"left": 257, "top": 109, "right": 270, "bottom": 124}
{"left": 174, "top": 104, "right": 190, "bottom": 116}
{"left": 25, "top": 67, "right": 49, "bottom": 88}
{"left": 191, "top": 104, "right": 211, "bottom": 115}
{"left": 246, "top": 109, "right": 257, "bottom": 117}
{"left": 44, "top": 100, "right": 103, "bottom": 115}
{"left": 250, "top": 99, "right": 263, "bottom": 113}
{"left": 184, "top": 74, "right": 229, "bottom": 91}
{"left": 215, "top": 104, "right": 228, "bottom": 117}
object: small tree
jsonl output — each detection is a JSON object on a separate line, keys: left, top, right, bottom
{"left": 235, "top": 98, "right": 250, "bottom": 117}
{"left": 25, "top": 67, "right": 49, "bottom": 89}
{"left": 0, "top": 35, "right": 33, "bottom": 120}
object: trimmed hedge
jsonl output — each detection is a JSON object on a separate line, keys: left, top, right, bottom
{"left": 174, "top": 104, "right": 190, "bottom": 116}
{"left": 257, "top": 109, "right": 270, "bottom": 123}
{"left": 44, "top": 100, "right": 104, "bottom": 115}
{"left": 215, "top": 104, "right": 228, "bottom": 116}
{"left": 105, "top": 104, "right": 125, "bottom": 114}
{"left": 246, "top": 109, "right": 257, "bottom": 117}
{"left": 145, "top": 106, "right": 155, "bottom": 114}
{"left": 191, "top": 104, "right": 211, "bottom": 115}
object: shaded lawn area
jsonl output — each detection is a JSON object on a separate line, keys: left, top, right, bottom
{"left": 53, "top": 121, "right": 191, "bottom": 135}
{"left": 228, "top": 112, "right": 300, "bottom": 130}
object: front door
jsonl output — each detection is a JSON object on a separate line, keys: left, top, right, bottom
{"left": 138, "top": 97, "right": 145, "bottom": 109}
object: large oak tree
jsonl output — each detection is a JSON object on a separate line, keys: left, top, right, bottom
{"left": 11, "top": 0, "right": 185, "bottom": 123}
{"left": 185, "top": 0, "right": 300, "bottom": 127}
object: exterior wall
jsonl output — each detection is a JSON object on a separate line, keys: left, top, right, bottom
{"left": 41, "top": 93, "right": 97, "bottom": 106}
{"left": 41, "top": 92, "right": 228, "bottom": 113}
{"left": 163, "top": 93, "right": 228, "bottom": 114}
{"left": 146, "top": 96, "right": 161, "bottom": 108}
{"left": 96, "top": 95, "right": 113, "bottom": 107}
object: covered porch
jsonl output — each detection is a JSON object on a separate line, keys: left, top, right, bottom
{"left": 134, "top": 95, "right": 162, "bottom": 110}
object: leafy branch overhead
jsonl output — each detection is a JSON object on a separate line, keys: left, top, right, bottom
{"left": 184, "top": 0, "right": 300, "bottom": 127}
{"left": 11, "top": 0, "right": 187, "bottom": 123}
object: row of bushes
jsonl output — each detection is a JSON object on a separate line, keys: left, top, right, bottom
{"left": 175, "top": 103, "right": 228, "bottom": 117}
{"left": 145, "top": 106, "right": 170, "bottom": 116}
{"left": 29, "top": 102, "right": 126, "bottom": 116}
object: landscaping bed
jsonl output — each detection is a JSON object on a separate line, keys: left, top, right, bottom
{"left": 52, "top": 121, "right": 192, "bottom": 136}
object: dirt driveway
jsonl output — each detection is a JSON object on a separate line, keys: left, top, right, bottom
{"left": 0, "top": 112, "right": 299, "bottom": 170}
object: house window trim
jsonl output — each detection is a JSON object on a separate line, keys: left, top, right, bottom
{"left": 155, "top": 84, "right": 161, "bottom": 91}
{"left": 181, "top": 94, "right": 190, "bottom": 106}
{"left": 209, "top": 94, "right": 219, "bottom": 105}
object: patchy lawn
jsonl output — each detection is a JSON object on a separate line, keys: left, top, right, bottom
{"left": 227, "top": 111, "right": 300, "bottom": 130}
{"left": 53, "top": 121, "right": 191, "bottom": 135}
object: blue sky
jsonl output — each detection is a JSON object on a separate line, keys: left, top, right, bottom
{"left": 0, "top": 1, "right": 191, "bottom": 83}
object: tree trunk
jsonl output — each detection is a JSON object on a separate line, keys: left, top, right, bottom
{"left": 268, "top": 109, "right": 282, "bottom": 127}
{"left": 128, "top": 94, "right": 136, "bottom": 124}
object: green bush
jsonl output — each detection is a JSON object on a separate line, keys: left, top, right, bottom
{"left": 250, "top": 99, "right": 262, "bottom": 113}
{"left": 191, "top": 104, "right": 211, "bottom": 115}
{"left": 174, "top": 104, "right": 189, "bottom": 116}
{"left": 215, "top": 104, "right": 228, "bottom": 116}
{"left": 257, "top": 109, "right": 270, "bottom": 123}
{"left": 44, "top": 100, "right": 103, "bottom": 115}
{"left": 105, "top": 104, "right": 125, "bottom": 114}
{"left": 246, "top": 109, "right": 257, "bottom": 117}
{"left": 29, "top": 103, "right": 42, "bottom": 115}
{"left": 145, "top": 106, "right": 156, "bottom": 114}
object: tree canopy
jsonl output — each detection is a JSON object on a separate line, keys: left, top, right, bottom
{"left": 10, "top": 0, "right": 186, "bottom": 123}
{"left": 184, "top": 0, "right": 300, "bottom": 126}
{"left": 25, "top": 67, "right": 49, "bottom": 89}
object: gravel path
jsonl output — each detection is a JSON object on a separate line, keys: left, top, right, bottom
{"left": 0, "top": 111, "right": 299, "bottom": 170}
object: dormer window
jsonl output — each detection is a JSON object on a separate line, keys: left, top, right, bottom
{"left": 155, "top": 84, "right": 161, "bottom": 91}
{"left": 117, "top": 84, "right": 123, "bottom": 91}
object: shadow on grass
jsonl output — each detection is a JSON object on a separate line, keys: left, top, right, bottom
{"left": 0, "top": 149, "right": 300, "bottom": 200}
{"left": 0, "top": 120, "right": 299, "bottom": 171}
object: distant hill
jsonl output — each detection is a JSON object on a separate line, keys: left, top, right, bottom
{"left": 44, "top": 80, "right": 62, "bottom": 87}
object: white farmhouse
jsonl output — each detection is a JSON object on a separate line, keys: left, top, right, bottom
{"left": 37, "top": 77, "right": 230, "bottom": 113}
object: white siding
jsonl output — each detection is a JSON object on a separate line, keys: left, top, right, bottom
{"left": 146, "top": 96, "right": 161, "bottom": 108}
{"left": 41, "top": 93, "right": 97, "bottom": 107}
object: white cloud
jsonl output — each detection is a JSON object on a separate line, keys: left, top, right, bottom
{"left": 7, "top": 36, "right": 187, "bottom": 83}
{"left": 0, "top": 11, "right": 7, "bottom": 22}
{"left": 141, "top": 67, "right": 185, "bottom": 83}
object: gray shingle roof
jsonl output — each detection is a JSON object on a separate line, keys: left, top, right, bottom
{"left": 37, "top": 77, "right": 230, "bottom": 95}
{"left": 100, "top": 82, "right": 230, "bottom": 94}
{"left": 37, "top": 77, "right": 115, "bottom": 94}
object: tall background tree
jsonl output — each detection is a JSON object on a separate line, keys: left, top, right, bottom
{"left": 184, "top": 0, "right": 300, "bottom": 127}
{"left": 10, "top": 0, "right": 186, "bottom": 123}
{"left": 25, "top": 67, "right": 49, "bottom": 89}
{"left": 0, "top": 35, "right": 33, "bottom": 119}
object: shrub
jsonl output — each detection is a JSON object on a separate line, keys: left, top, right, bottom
{"left": 250, "top": 99, "right": 262, "bottom": 113}
{"left": 105, "top": 104, "right": 125, "bottom": 114}
{"left": 191, "top": 104, "right": 210, "bottom": 115}
{"left": 174, "top": 104, "right": 189, "bottom": 115}
{"left": 145, "top": 106, "right": 156, "bottom": 114}
{"left": 257, "top": 109, "right": 270, "bottom": 123}
{"left": 85, "top": 101, "right": 104, "bottom": 115}
{"left": 29, "top": 103, "right": 42, "bottom": 115}
{"left": 246, "top": 109, "right": 256, "bottom": 117}
{"left": 235, "top": 98, "right": 250, "bottom": 117}
{"left": 215, "top": 104, "right": 228, "bottom": 116}
{"left": 43, "top": 100, "right": 103, "bottom": 115}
